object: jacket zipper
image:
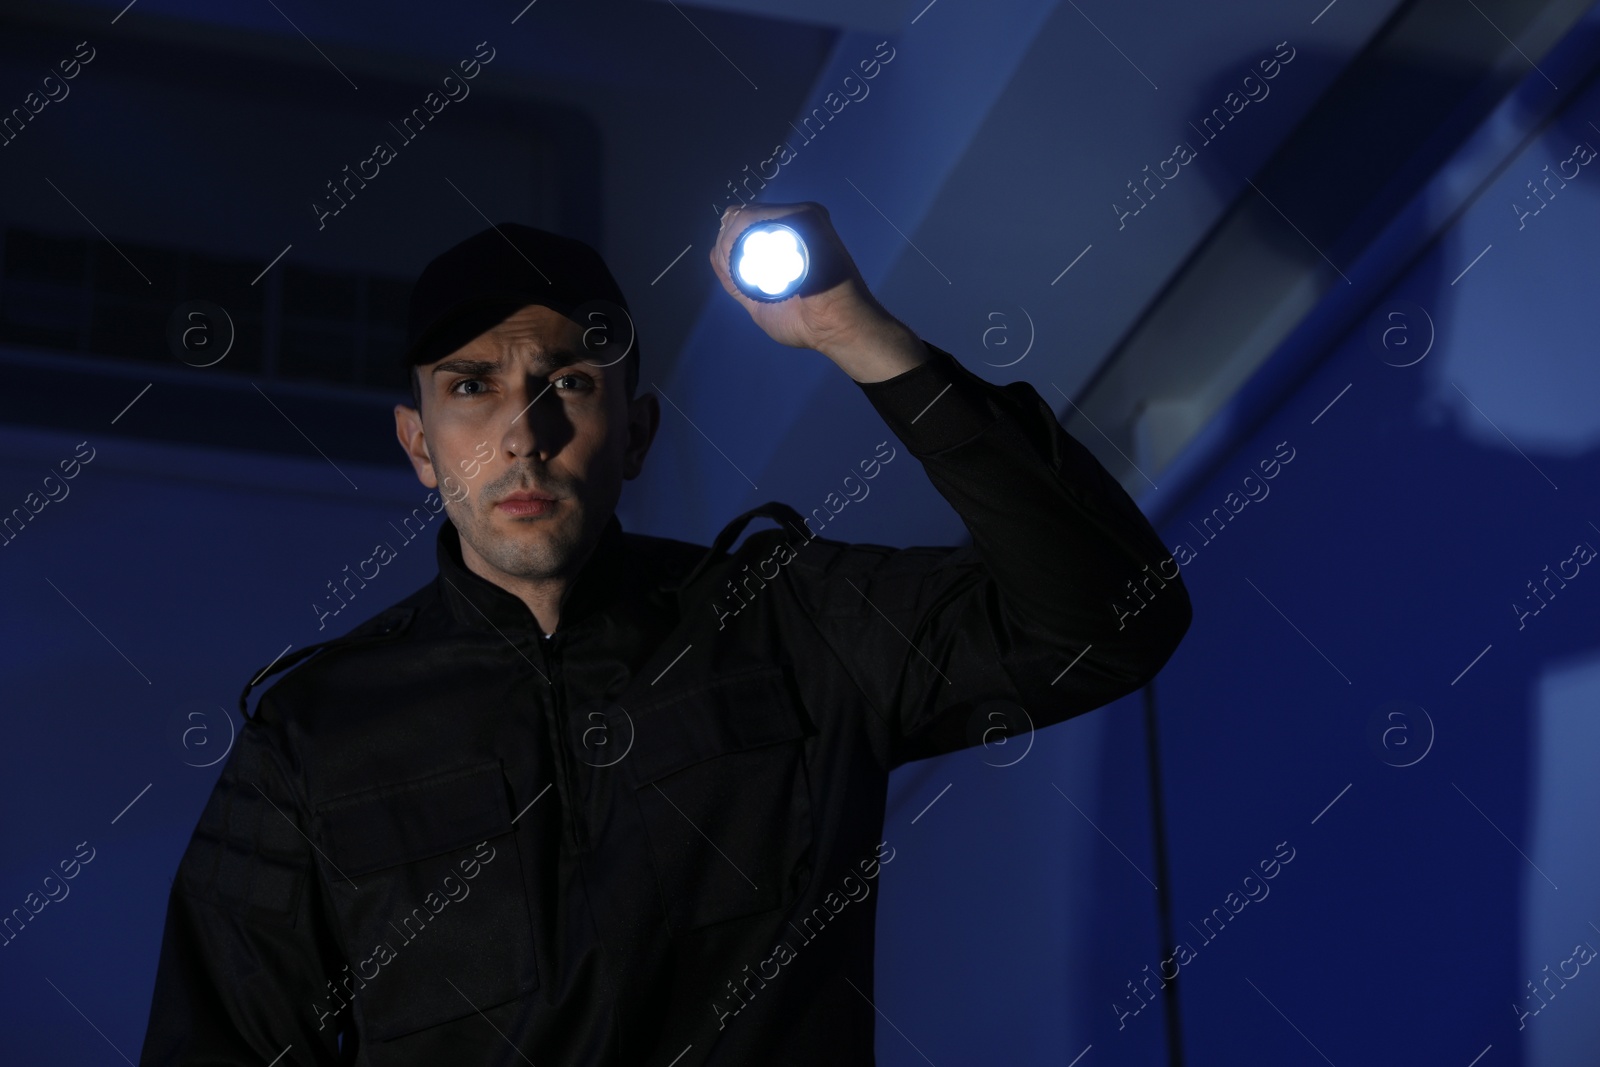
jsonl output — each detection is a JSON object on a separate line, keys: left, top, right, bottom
{"left": 536, "top": 630, "right": 586, "bottom": 850}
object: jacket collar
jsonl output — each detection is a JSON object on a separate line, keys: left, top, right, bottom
{"left": 435, "top": 510, "right": 629, "bottom": 637}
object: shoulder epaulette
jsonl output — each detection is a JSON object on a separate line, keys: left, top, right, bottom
{"left": 237, "top": 604, "right": 418, "bottom": 719}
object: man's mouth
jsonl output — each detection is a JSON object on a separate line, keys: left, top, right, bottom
{"left": 495, "top": 490, "right": 559, "bottom": 517}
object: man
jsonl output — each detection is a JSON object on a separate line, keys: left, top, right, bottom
{"left": 139, "top": 202, "right": 1191, "bottom": 1065}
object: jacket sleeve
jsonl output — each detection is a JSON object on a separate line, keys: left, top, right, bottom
{"left": 780, "top": 339, "right": 1192, "bottom": 769}
{"left": 140, "top": 691, "right": 353, "bottom": 1065}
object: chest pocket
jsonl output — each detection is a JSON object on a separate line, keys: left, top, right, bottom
{"left": 615, "top": 664, "right": 816, "bottom": 932}
{"left": 314, "top": 761, "right": 538, "bottom": 1043}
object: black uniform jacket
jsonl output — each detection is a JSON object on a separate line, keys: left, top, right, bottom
{"left": 138, "top": 341, "right": 1192, "bottom": 1066}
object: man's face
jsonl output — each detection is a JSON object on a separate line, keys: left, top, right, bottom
{"left": 394, "top": 303, "right": 658, "bottom": 589}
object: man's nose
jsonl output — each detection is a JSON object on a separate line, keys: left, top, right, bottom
{"left": 502, "top": 379, "right": 567, "bottom": 461}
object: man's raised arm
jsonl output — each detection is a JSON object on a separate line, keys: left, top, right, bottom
{"left": 708, "top": 201, "right": 1192, "bottom": 768}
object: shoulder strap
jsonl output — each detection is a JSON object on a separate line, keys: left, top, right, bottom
{"left": 665, "top": 500, "right": 809, "bottom": 595}
{"left": 237, "top": 605, "right": 418, "bottom": 719}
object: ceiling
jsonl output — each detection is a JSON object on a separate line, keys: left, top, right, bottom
{"left": 0, "top": 0, "right": 1593, "bottom": 541}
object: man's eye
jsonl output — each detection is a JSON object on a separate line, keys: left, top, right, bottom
{"left": 449, "top": 374, "right": 589, "bottom": 398}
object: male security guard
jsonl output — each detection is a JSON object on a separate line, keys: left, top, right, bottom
{"left": 139, "top": 202, "right": 1191, "bottom": 1065}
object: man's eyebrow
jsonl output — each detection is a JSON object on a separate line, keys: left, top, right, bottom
{"left": 430, "top": 351, "right": 587, "bottom": 379}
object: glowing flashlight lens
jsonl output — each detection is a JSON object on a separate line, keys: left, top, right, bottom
{"left": 734, "top": 225, "right": 807, "bottom": 298}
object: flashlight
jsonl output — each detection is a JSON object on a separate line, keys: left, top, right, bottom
{"left": 728, "top": 213, "right": 842, "bottom": 302}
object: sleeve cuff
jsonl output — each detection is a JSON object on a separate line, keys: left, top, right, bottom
{"left": 856, "top": 340, "right": 1000, "bottom": 456}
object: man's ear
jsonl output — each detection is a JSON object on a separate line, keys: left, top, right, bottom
{"left": 623, "top": 391, "right": 660, "bottom": 481}
{"left": 394, "top": 402, "right": 439, "bottom": 489}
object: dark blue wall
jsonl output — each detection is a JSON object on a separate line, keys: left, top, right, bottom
{"left": 1133, "top": 54, "right": 1600, "bottom": 1067}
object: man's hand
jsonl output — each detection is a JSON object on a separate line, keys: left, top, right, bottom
{"left": 708, "top": 201, "right": 931, "bottom": 383}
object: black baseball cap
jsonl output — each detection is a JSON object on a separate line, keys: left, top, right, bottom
{"left": 404, "top": 222, "right": 639, "bottom": 395}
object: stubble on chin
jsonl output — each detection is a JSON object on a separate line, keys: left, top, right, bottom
{"left": 454, "top": 495, "right": 583, "bottom": 582}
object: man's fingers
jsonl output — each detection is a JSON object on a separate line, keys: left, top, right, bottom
{"left": 707, "top": 240, "right": 751, "bottom": 307}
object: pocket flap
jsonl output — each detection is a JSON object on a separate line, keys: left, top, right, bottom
{"left": 618, "top": 666, "right": 810, "bottom": 786}
{"left": 315, "top": 762, "right": 512, "bottom": 878}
